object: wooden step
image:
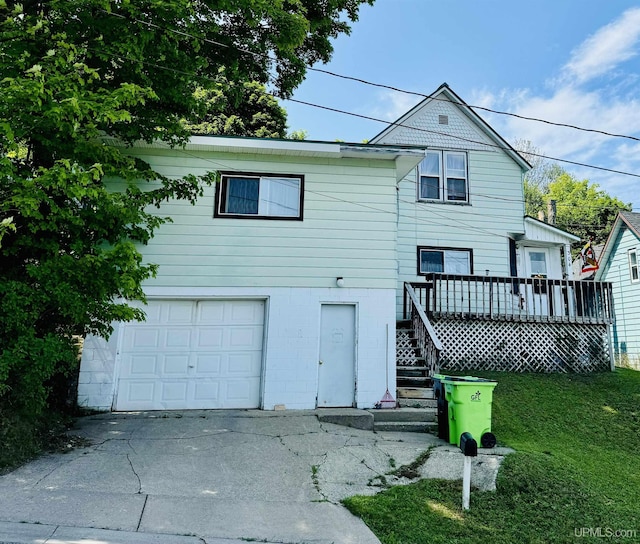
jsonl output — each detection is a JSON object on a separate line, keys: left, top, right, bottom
{"left": 397, "top": 387, "right": 435, "bottom": 400}
{"left": 397, "top": 397, "right": 438, "bottom": 409}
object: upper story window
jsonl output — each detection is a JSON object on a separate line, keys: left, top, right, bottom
{"left": 418, "top": 151, "right": 468, "bottom": 203}
{"left": 215, "top": 173, "right": 303, "bottom": 220}
{"left": 418, "top": 246, "right": 473, "bottom": 275}
{"left": 629, "top": 249, "right": 639, "bottom": 282}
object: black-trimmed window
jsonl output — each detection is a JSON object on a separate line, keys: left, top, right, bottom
{"left": 215, "top": 173, "right": 303, "bottom": 219}
{"left": 418, "top": 151, "right": 468, "bottom": 203}
{"left": 629, "top": 249, "right": 639, "bottom": 282}
{"left": 418, "top": 246, "right": 473, "bottom": 275}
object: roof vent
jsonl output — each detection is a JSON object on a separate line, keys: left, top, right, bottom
{"left": 438, "top": 115, "right": 449, "bottom": 125}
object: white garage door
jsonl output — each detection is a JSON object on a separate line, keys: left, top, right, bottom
{"left": 115, "top": 299, "right": 264, "bottom": 410}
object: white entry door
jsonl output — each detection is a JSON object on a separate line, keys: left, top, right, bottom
{"left": 317, "top": 304, "right": 356, "bottom": 408}
{"left": 524, "top": 248, "right": 550, "bottom": 316}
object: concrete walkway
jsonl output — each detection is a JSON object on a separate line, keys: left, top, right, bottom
{"left": 0, "top": 410, "right": 512, "bottom": 544}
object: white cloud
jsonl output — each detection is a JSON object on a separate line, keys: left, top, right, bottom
{"left": 369, "top": 90, "right": 422, "bottom": 121}
{"left": 562, "top": 7, "right": 640, "bottom": 84}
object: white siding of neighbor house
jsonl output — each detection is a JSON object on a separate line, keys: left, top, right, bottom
{"left": 599, "top": 227, "right": 640, "bottom": 367}
{"left": 395, "top": 150, "right": 525, "bottom": 317}
{"left": 121, "top": 148, "right": 400, "bottom": 291}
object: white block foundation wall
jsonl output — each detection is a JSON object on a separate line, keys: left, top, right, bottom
{"left": 77, "top": 286, "right": 397, "bottom": 411}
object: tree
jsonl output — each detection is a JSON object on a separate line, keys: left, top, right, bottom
{"left": 513, "top": 139, "right": 565, "bottom": 217}
{"left": 186, "top": 77, "right": 288, "bottom": 138}
{"left": 546, "top": 173, "right": 631, "bottom": 249}
{"left": 0, "top": 0, "right": 373, "bottom": 416}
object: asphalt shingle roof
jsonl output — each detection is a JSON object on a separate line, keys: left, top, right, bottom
{"left": 620, "top": 210, "right": 640, "bottom": 236}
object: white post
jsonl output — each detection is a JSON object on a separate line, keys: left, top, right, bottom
{"left": 462, "top": 456, "right": 472, "bottom": 510}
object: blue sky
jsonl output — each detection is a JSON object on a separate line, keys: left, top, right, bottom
{"left": 283, "top": 0, "right": 640, "bottom": 210}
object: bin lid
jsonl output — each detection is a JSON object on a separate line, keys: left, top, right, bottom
{"left": 440, "top": 375, "right": 497, "bottom": 384}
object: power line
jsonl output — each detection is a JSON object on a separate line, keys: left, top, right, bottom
{"left": 84, "top": 44, "right": 640, "bottom": 198}
{"left": 287, "top": 98, "right": 640, "bottom": 179}
{"left": 98, "top": 8, "right": 640, "bottom": 144}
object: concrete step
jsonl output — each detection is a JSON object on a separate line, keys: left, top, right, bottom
{"left": 367, "top": 407, "right": 436, "bottom": 423}
{"left": 373, "top": 421, "right": 438, "bottom": 433}
{"left": 397, "top": 386, "right": 435, "bottom": 399}
{"left": 397, "top": 397, "right": 438, "bottom": 409}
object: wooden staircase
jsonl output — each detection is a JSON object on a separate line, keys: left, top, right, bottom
{"left": 396, "top": 320, "right": 435, "bottom": 405}
{"left": 363, "top": 320, "right": 438, "bottom": 433}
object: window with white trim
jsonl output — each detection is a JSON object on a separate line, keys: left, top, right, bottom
{"left": 418, "top": 247, "right": 473, "bottom": 275}
{"left": 418, "top": 151, "right": 468, "bottom": 203}
{"left": 629, "top": 249, "right": 639, "bottom": 282}
{"left": 215, "top": 173, "right": 303, "bottom": 219}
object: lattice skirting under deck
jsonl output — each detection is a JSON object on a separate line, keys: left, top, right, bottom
{"left": 433, "top": 318, "right": 612, "bottom": 373}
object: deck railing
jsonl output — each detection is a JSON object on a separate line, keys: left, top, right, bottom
{"left": 409, "top": 274, "right": 614, "bottom": 324}
{"left": 403, "top": 283, "right": 443, "bottom": 374}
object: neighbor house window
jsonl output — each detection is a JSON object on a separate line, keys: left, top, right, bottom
{"left": 418, "top": 247, "right": 473, "bottom": 275}
{"left": 215, "top": 173, "right": 303, "bottom": 219}
{"left": 629, "top": 249, "right": 639, "bottom": 282}
{"left": 418, "top": 151, "right": 468, "bottom": 203}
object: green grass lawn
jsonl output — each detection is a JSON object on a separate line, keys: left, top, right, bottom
{"left": 343, "top": 369, "right": 640, "bottom": 544}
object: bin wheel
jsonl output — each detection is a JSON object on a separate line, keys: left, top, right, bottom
{"left": 481, "top": 432, "right": 496, "bottom": 449}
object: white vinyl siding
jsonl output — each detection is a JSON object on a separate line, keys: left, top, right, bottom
{"left": 118, "top": 149, "right": 399, "bottom": 290}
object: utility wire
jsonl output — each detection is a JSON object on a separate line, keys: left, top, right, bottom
{"left": 98, "top": 8, "right": 640, "bottom": 144}
{"left": 287, "top": 98, "right": 640, "bottom": 179}
{"left": 85, "top": 44, "right": 640, "bottom": 207}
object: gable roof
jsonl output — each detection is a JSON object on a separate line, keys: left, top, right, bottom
{"left": 523, "top": 216, "right": 580, "bottom": 243}
{"left": 595, "top": 210, "right": 640, "bottom": 280}
{"left": 369, "top": 83, "right": 531, "bottom": 173}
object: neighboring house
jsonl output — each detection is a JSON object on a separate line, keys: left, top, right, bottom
{"left": 595, "top": 211, "right": 640, "bottom": 369}
{"left": 78, "top": 137, "right": 424, "bottom": 411}
{"left": 78, "top": 84, "right": 615, "bottom": 413}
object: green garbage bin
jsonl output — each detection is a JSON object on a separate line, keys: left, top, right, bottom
{"left": 443, "top": 376, "right": 497, "bottom": 448}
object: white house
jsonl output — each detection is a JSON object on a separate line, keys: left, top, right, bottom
{"left": 78, "top": 85, "right": 613, "bottom": 413}
{"left": 77, "top": 137, "right": 424, "bottom": 411}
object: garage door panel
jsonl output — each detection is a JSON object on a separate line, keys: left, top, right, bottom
{"left": 116, "top": 299, "right": 264, "bottom": 410}
{"left": 225, "top": 378, "right": 260, "bottom": 403}
{"left": 160, "top": 381, "right": 189, "bottom": 403}
{"left": 162, "top": 354, "right": 191, "bottom": 374}
{"left": 193, "top": 380, "right": 221, "bottom": 402}
{"left": 123, "top": 381, "right": 156, "bottom": 404}
{"left": 228, "top": 325, "right": 263, "bottom": 349}
{"left": 121, "top": 355, "right": 158, "bottom": 377}
{"left": 195, "top": 328, "right": 224, "bottom": 349}
{"left": 193, "top": 353, "right": 222, "bottom": 374}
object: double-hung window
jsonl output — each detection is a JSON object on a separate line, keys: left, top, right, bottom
{"left": 418, "top": 151, "right": 468, "bottom": 203}
{"left": 418, "top": 247, "right": 473, "bottom": 275}
{"left": 629, "top": 249, "right": 639, "bottom": 282}
{"left": 215, "top": 173, "right": 303, "bottom": 219}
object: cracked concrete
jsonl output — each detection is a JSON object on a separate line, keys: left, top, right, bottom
{"left": 0, "top": 410, "right": 512, "bottom": 544}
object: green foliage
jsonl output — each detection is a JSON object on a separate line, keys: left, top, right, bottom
{"left": 515, "top": 141, "right": 630, "bottom": 249}
{"left": 0, "top": 0, "right": 372, "bottom": 417}
{"left": 186, "top": 78, "right": 288, "bottom": 138}
{"left": 546, "top": 173, "right": 631, "bottom": 249}
{"left": 344, "top": 370, "right": 640, "bottom": 543}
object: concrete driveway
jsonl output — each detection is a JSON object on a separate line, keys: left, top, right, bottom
{"left": 0, "top": 410, "right": 511, "bottom": 544}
